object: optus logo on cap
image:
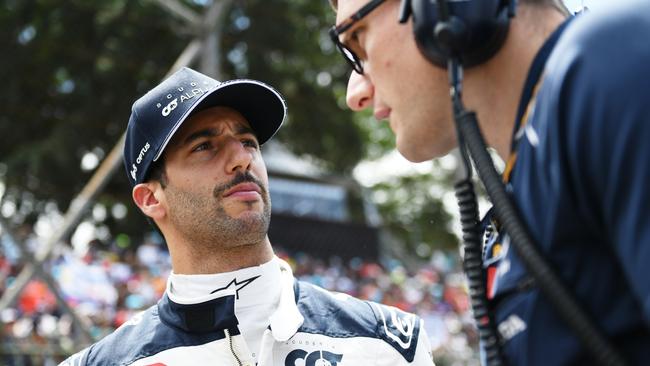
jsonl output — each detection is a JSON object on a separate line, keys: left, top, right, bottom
{"left": 130, "top": 142, "right": 151, "bottom": 181}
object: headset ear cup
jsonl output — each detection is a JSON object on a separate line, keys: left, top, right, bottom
{"left": 410, "top": 0, "right": 513, "bottom": 68}
{"left": 411, "top": 0, "right": 448, "bottom": 67}
{"left": 434, "top": 16, "right": 468, "bottom": 56}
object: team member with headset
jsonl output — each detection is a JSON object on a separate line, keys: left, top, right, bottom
{"left": 328, "top": 0, "right": 650, "bottom": 364}
{"left": 60, "top": 67, "right": 435, "bottom": 365}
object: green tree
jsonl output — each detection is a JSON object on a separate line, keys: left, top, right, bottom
{"left": 370, "top": 160, "right": 460, "bottom": 257}
{"left": 0, "top": 0, "right": 456, "bottom": 254}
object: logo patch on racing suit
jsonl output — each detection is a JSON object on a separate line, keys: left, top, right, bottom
{"left": 284, "top": 349, "right": 343, "bottom": 366}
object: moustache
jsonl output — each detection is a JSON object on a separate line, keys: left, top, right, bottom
{"left": 213, "top": 171, "right": 267, "bottom": 199}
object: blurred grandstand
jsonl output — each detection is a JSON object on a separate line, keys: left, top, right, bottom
{"left": 0, "top": 234, "right": 478, "bottom": 366}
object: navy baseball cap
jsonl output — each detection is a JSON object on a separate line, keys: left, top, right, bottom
{"left": 123, "top": 67, "right": 286, "bottom": 186}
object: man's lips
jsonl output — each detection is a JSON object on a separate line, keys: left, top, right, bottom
{"left": 374, "top": 108, "right": 391, "bottom": 120}
{"left": 223, "top": 182, "right": 261, "bottom": 198}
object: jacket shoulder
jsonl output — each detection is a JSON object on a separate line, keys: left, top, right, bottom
{"left": 60, "top": 306, "right": 160, "bottom": 365}
{"left": 295, "top": 280, "right": 423, "bottom": 362}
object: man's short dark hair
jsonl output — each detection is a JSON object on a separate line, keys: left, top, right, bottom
{"left": 142, "top": 157, "right": 167, "bottom": 240}
{"left": 146, "top": 157, "right": 168, "bottom": 189}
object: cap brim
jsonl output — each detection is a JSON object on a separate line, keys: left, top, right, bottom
{"left": 153, "top": 79, "right": 286, "bottom": 161}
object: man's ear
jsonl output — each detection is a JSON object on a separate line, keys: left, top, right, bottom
{"left": 132, "top": 183, "right": 166, "bottom": 221}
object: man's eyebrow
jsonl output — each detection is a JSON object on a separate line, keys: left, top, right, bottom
{"left": 236, "top": 125, "right": 256, "bottom": 137}
{"left": 182, "top": 125, "right": 257, "bottom": 146}
{"left": 182, "top": 128, "right": 220, "bottom": 146}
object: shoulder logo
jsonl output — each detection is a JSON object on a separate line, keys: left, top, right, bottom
{"left": 285, "top": 349, "right": 343, "bottom": 366}
{"left": 373, "top": 303, "right": 416, "bottom": 350}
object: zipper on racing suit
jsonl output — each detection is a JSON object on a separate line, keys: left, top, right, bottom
{"left": 225, "top": 328, "right": 244, "bottom": 366}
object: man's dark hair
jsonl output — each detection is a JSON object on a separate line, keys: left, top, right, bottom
{"left": 142, "top": 157, "right": 168, "bottom": 240}
{"left": 146, "top": 157, "right": 168, "bottom": 189}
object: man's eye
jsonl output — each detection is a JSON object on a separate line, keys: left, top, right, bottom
{"left": 349, "top": 29, "right": 360, "bottom": 42}
{"left": 347, "top": 31, "right": 366, "bottom": 58}
{"left": 192, "top": 142, "right": 211, "bottom": 152}
{"left": 242, "top": 139, "right": 259, "bottom": 149}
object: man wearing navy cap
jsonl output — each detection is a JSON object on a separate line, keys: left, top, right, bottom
{"left": 60, "top": 67, "right": 435, "bottom": 365}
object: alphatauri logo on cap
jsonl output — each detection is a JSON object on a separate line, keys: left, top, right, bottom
{"left": 155, "top": 81, "right": 214, "bottom": 117}
{"left": 130, "top": 142, "right": 150, "bottom": 181}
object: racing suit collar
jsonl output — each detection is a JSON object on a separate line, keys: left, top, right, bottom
{"left": 167, "top": 256, "right": 281, "bottom": 308}
{"left": 157, "top": 257, "right": 304, "bottom": 337}
{"left": 158, "top": 292, "right": 239, "bottom": 333}
{"left": 268, "top": 258, "right": 304, "bottom": 341}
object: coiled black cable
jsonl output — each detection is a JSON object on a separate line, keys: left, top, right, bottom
{"left": 455, "top": 177, "right": 505, "bottom": 366}
{"left": 446, "top": 57, "right": 628, "bottom": 366}
{"left": 447, "top": 58, "right": 626, "bottom": 366}
{"left": 455, "top": 109, "right": 627, "bottom": 366}
{"left": 448, "top": 59, "right": 505, "bottom": 365}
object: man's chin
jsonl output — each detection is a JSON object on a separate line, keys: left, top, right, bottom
{"left": 228, "top": 205, "right": 271, "bottom": 224}
{"left": 396, "top": 144, "right": 435, "bottom": 163}
{"left": 222, "top": 198, "right": 264, "bottom": 212}
{"left": 397, "top": 136, "right": 454, "bottom": 162}
{"left": 225, "top": 209, "right": 264, "bottom": 221}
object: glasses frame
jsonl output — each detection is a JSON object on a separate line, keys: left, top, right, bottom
{"left": 329, "top": 0, "right": 387, "bottom": 74}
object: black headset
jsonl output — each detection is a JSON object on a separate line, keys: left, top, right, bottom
{"left": 398, "top": 0, "right": 516, "bottom": 68}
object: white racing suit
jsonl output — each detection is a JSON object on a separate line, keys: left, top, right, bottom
{"left": 61, "top": 259, "right": 434, "bottom": 365}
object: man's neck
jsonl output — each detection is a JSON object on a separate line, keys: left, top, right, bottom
{"left": 168, "top": 235, "right": 275, "bottom": 274}
{"left": 463, "top": 5, "right": 567, "bottom": 161}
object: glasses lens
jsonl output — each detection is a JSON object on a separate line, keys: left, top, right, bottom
{"left": 335, "top": 41, "right": 363, "bottom": 74}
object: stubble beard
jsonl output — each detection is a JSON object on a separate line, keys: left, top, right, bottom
{"left": 166, "top": 181, "right": 271, "bottom": 254}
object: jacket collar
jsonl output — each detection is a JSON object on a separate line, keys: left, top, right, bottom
{"left": 157, "top": 257, "right": 304, "bottom": 337}
{"left": 158, "top": 292, "right": 238, "bottom": 333}
{"left": 269, "top": 258, "right": 304, "bottom": 341}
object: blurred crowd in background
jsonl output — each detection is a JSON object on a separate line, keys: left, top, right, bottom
{"left": 0, "top": 227, "right": 479, "bottom": 366}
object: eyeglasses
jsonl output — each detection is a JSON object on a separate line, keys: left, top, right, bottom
{"left": 329, "top": 0, "right": 387, "bottom": 74}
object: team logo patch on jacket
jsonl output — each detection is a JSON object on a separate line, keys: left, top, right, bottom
{"left": 284, "top": 349, "right": 343, "bottom": 366}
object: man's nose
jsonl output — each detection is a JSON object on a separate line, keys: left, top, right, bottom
{"left": 224, "top": 138, "right": 253, "bottom": 174}
{"left": 346, "top": 71, "right": 373, "bottom": 111}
